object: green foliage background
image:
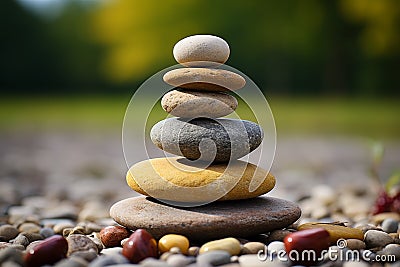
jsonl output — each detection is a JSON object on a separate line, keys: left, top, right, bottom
{"left": 1, "top": 0, "right": 399, "bottom": 96}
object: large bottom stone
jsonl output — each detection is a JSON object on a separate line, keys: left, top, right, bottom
{"left": 110, "top": 196, "right": 301, "bottom": 241}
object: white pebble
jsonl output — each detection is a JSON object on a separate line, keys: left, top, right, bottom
{"left": 173, "top": 35, "right": 230, "bottom": 67}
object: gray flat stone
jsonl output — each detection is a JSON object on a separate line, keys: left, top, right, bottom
{"left": 150, "top": 118, "right": 263, "bottom": 163}
{"left": 110, "top": 197, "right": 301, "bottom": 241}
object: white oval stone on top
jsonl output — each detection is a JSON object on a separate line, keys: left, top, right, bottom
{"left": 173, "top": 35, "right": 230, "bottom": 67}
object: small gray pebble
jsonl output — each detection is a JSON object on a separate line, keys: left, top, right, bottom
{"left": 197, "top": 251, "right": 231, "bottom": 266}
{"left": 88, "top": 254, "right": 129, "bottom": 267}
{"left": 159, "top": 252, "right": 173, "bottom": 261}
{"left": 141, "top": 258, "right": 173, "bottom": 267}
{"left": 1, "top": 261, "right": 21, "bottom": 267}
{"left": 106, "top": 265, "right": 141, "bottom": 267}
{"left": 13, "top": 234, "right": 29, "bottom": 247}
{"left": 378, "top": 243, "right": 400, "bottom": 260}
{"left": 342, "top": 261, "right": 369, "bottom": 267}
{"left": 55, "top": 257, "right": 89, "bottom": 267}
{"left": 364, "top": 230, "right": 393, "bottom": 248}
{"left": 70, "top": 249, "right": 98, "bottom": 262}
{"left": 382, "top": 218, "right": 399, "bottom": 233}
{"left": 40, "top": 227, "right": 55, "bottom": 238}
{"left": 0, "top": 247, "right": 24, "bottom": 265}
{"left": 100, "top": 247, "right": 123, "bottom": 256}
{"left": 21, "top": 232, "right": 44, "bottom": 242}
{"left": 166, "top": 254, "right": 195, "bottom": 267}
{"left": 67, "top": 234, "right": 99, "bottom": 256}
{"left": 7, "top": 244, "right": 25, "bottom": 251}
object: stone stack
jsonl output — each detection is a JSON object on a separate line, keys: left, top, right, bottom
{"left": 110, "top": 35, "right": 301, "bottom": 240}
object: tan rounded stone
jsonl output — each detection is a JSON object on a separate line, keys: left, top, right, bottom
{"left": 126, "top": 157, "right": 275, "bottom": 203}
{"left": 173, "top": 35, "right": 230, "bottom": 67}
{"left": 199, "top": 237, "right": 241, "bottom": 255}
{"left": 161, "top": 90, "right": 238, "bottom": 118}
{"left": 163, "top": 68, "right": 246, "bottom": 92}
{"left": 241, "top": 242, "right": 265, "bottom": 254}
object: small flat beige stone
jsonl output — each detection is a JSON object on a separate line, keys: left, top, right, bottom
{"left": 161, "top": 90, "right": 238, "bottom": 118}
{"left": 163, "top": 68, "right": 246, "bottom": 92}
{"left": 110, "top": 196, "right": 301, "bottom": 240}
{"left": 126, "top": 157, "right": 275, "bottom": 204}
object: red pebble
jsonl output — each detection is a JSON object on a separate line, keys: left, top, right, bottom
{"left": 25, "top": 235, "right": 68, "bottom": 267}
{"left": 122, "top": 229, "right": 157, "bottom": 263}
{"left": 100, "top": 225, "right": 131, "bottom": 247}
{"left": 284, "top": 228, "right": 330, "bottom": 266}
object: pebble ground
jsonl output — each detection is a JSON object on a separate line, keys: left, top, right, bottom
{"left": 1, "top": 132, "right": 400, "bottom": 266}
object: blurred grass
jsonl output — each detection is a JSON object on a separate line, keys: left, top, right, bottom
{"left": 0, "top": 96, "right": 398, "bottom": 139}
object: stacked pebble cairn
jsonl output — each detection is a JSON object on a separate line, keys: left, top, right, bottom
{"left": 124, "top": 34, "right": 280, "bottom": 204}
{"left": 108, "top": 35, "right": 302, "bottom": 264}
{"left": 12, "top": 35, "right": 400, "bottom": 267}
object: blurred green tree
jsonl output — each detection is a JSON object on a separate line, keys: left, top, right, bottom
{"left": 0, "top": 0, "right": 399, "bottom": 96}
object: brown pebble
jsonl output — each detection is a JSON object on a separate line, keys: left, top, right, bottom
{"left": 0, "top": 225, "right": 19, "bottom": 241}
{"left": 18, "top": 223, "right": 40, "bottom": 234}
{"left": 346, "top": 239, "right": 366, "bottom": 250}
{"left": 100, "top": 225, "right": 130, "bottom": 248}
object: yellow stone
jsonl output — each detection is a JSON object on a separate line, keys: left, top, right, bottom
{"left": 126, "top": 157, "right": 275, "bottom": 203}
{"left": 199, "top": 237, "right": 241, "bottom": 255}
{"left": 158, "top": 234, "right": 190, "bottom": 254}
{"left": 298, "top": 223, "right": 364, "bottom": 243}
